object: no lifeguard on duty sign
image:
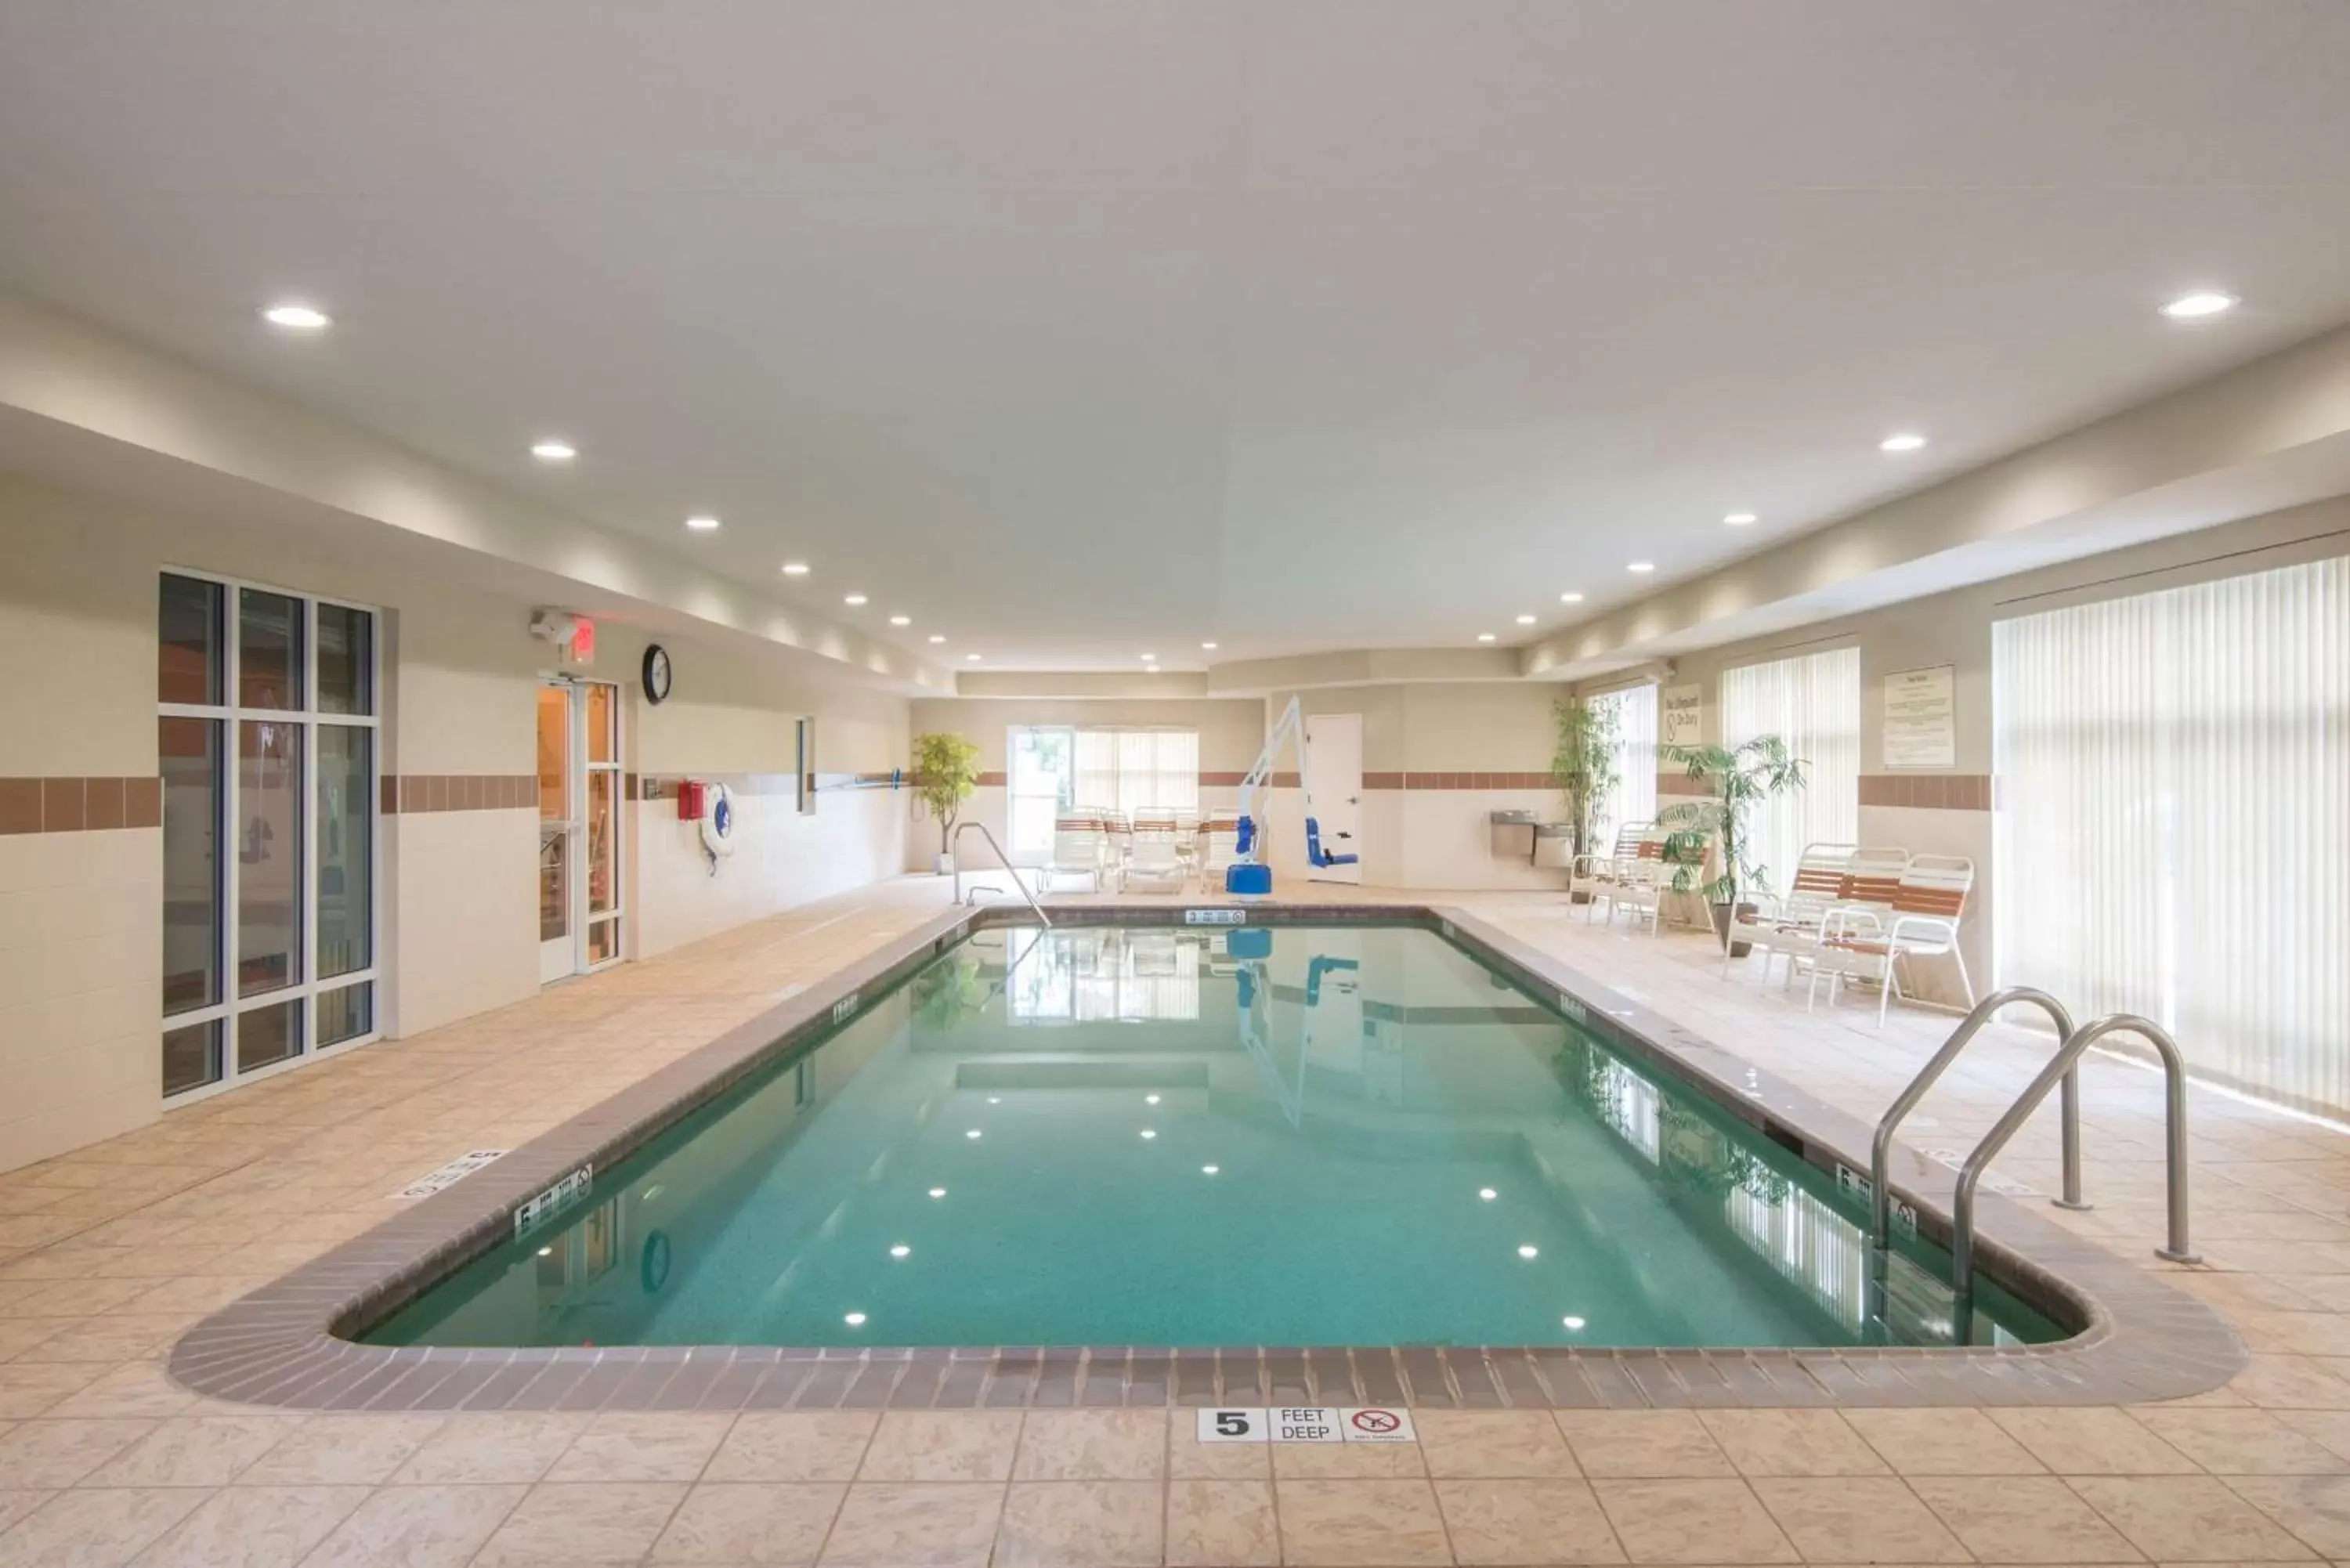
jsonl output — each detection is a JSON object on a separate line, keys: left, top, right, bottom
{"left": 1196, "top": 1407, "right": 1416, "bottom": 1444}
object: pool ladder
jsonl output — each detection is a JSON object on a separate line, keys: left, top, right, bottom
{"left": 950, "top": 820, "right": 1052, "bottom": 927}
{"left": 1869, "top": 985, "right": 2198, "bottom": 1333}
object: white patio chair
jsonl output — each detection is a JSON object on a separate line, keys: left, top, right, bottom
{"left": 1099, "top": 811, "right": 1133, "bottom": 887}
{"left": 1571, "top": 821, "right": 1652, "bottom": 921}
{"left": 1611, "top": 826, "right": 1687, "bottom": 936}
{"left": 1196, "top": 812, "right": 1241, "bottom": 889}
{"left": 1804, "top": 854, "right": 1978, "bottom": 1025}
{"left": 1123, "top": 820, "right": 1187, "bottom": 893}
{"left": 1039, "top": 811, "right": 1107, "bottom": 892}
{"left": 1721, "top": 841, "right": 1857, "bottom": 981}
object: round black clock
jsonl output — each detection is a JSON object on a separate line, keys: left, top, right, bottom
{"left": 642, "top": 643, "right": 673, "bottom": 705}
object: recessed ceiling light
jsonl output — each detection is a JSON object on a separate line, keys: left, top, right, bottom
{"left": 1627, "top": 562, "right": 1655, "bottom": 573}
{"left": 928, "top": 634, "right": 947, "bottom": 644}
{"left": 781, "top": 562, "right": 810, "bottom": 576}
{"left": 261, "top": 303, "right": 330, "bottom": 331}
{"left": 2161, "top": 291, "right": 2237, "bottom": 319}
{"left": 1514, "top": 614, "right": 1537, "bottom": 625}
{"left": 1560, "top": 592, "right": 1584, "bottom": 604}
{"left": 965, "top": 653, "right": 982, "bottom": 662}
{"left": 843, "top": 593, "right": 868, "bottom": 606}
{"left": 685, "top": 515, "right": 721, "bottom": 532}
{"left": 1723, "top": 511, "right": 1758, "bottom": 526}
{"left": 1477, "top": 633, "right": 1497, "bottom": 642}
{"left": 1201, "top": 641, "right": 1218, "bottom": 650}
{"left": 1878, "top": 432, "right": 1928, "bottom": 453}
{"left": 530, "top": 440, "right": 577, "bottom": 462}
{"left": 1140, "top": 652, "right": 1155, "bottom": 660}
{"left": 1145, "top": 664, "right": 1161, "bottom": 674}
{"left": 888, "top": 615, "right": 911, "bottom": 627}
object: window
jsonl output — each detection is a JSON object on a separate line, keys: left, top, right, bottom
{"left": 1005, "top": 726, "right": 1201, "bottom": 858}
{"left": 795, "top": 717, "right": 817, "bottom": 815}
{"left": 1588, "top": 684, "right": 1658, "bottom": 847}
{"left": 1719, "top": 646, "right": 1860, "bottom": 898}
{"left": 1993, "top": 555, "right": 2350, "bottom": 1115}
{"left": 158, "top": 572, "right": 379, "bottom": 1099}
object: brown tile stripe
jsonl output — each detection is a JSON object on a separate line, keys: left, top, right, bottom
{"left": 634, "top": 771, "right": 899, "bottom": 802}
{"left": 1860, "top": 773, "right": 1993, "bottom": 811}
{"left": 977, "top": 771, "right": 1564, "bottom": 793}
{"left": 169, "top": 901, "right": 2241, "bottom": 1415}
{"left": 379, "top": 775, "right": 537, "bottom": 815}
{"left": 0, "top": 776, "right": 161, "bottom": 834}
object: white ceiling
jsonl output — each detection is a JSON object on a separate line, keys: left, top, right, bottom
{"left": 3, "top": 1, "right": 2348, "bottom": 670}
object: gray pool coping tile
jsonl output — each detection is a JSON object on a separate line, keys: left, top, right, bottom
{"left": 167, "top": 900, "right": 2245, "bottom": 1412}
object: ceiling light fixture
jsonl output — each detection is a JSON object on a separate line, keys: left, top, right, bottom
{"left": 888, "top": 615, "right": 911, "bottom": 627}
{"left": 530, "top": 440, "right": 577, "bottom": 462}
{"left": 843, "top": 593, "right": 868, "bottom": 606}
{"left": 262, "top": 303, "right": 331, "bottom": 331}
{"left": 1878, "top": 432, "right": 1928, "bottom": 453}
{"left": 928, "top": 634, "right": 946, "bottom": 644}
{"left": 1201, "top": 641, "right": 1217, "bottom": 650}
{"left": 1560, "top": 592, "right": 1584, "bottom": 604}
{"left": 685, "top": 515, "right": 720, "bottom": 532}
{"left": 1627, "top": 562, "right": 1655, "bottom": 573}
{"left": 1723, "top": 511, "right": 1757, "bottom": 526}
{"left": 1477, "top": 633, "right": 1497, "bottom": 643}
{"left": 781, "top": 562, "right": 810, "bottom": 576}
{"left": 1514, "top": 614, "right": 1537, "bottom": 625}
{"left": 2161, "top": 291, "right": 2238, "bottom": 319}
{"left": 965, "top": 653, "right": 982, "bottom": 662}
{"left": 1140, "top": 652, "right": 1156, "bottom": 660}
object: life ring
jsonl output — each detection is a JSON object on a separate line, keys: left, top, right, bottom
{"left": 640, "top": 1230, "right": 672, "bottom": 1295}
{"left": 699, "top": 782, "right": 737, "bottom": 865}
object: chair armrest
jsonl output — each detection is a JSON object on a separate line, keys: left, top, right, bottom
{"left": 1886, "top": 914, "right": 1960, "bottom": 948}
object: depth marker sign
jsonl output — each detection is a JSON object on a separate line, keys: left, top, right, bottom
{"left": 1195, "top": 1407, "right": 1416, "bottom": 1444}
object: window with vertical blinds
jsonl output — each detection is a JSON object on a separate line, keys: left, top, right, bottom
{"left": 1074, "top": 729, "right": 1200, "bottom": 817}
{"left": 1589, "top": 684, "right": 1658, "bottom": 845}
{"left": 1719, "top": 647, "right": 1861, "bottom": 899}
{"left": 1993, "top": 555, "right": 2350, "bottom": 1114}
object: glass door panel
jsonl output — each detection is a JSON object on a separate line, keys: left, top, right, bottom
{"left": 237, "top": 719, "right": 304, "bottom": 994}
{"left": 1007, "top": 727, "right": 1072, "bottom": 862}
{"left": 537, "top": 683, "right": 574, "bottom": 983}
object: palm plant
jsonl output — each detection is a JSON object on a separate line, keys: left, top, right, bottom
{"left": 1551, "top": 695, "right": 1621, "bottom": 860}
{"left": 1658, "top": 735, "right": 1807, "bottom": 931}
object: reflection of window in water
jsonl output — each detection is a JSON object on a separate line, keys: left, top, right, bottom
{"left": 531, "top": 1197, "right": 626, "bottom": 1295}
{"left": 1587, "top": 1058, "right": 1661, "bottom": 1163}
{"left": 1726, "top": 1183, "right": 1867, "bottom": 1333}
{"left": 1009, "top": 930, "right": 1202, "bottom": 1024}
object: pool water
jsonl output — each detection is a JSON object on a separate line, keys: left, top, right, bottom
{"left": 369, "top": 924, "right": 2058, "bottom": 1350}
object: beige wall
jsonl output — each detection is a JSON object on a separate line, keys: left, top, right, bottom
{"left": 0, "top": 471, "right": 911, "bottom": 1172}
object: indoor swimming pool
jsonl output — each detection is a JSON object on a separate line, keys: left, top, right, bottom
{"left": 367, "top": 923, "right": 2058, "bottom": 1352}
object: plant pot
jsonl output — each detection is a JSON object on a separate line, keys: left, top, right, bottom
{"left": 935, "top": 852, "right": 953, "bottom": 876}
{"left": 1710, "top": 901, "right": 1758, "bottom": 958}
{"left": 1569, "top": 890, "right": 1593, "bottom": 905}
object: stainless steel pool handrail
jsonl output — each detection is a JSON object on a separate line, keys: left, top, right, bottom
{"left": 1871, "top": 986, "right": 2080, "bottom": 1261}
{"left": 1952, "top": 1011, "right": 2198, "bottom": 1322}
{"left": 951, "top": 821, "right": 1051, "bottom": 927}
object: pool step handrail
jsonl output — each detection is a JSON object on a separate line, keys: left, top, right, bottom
{"left": 1870, "top": 986, "right": 2083, "bottom": 1261}
{"left": 951, "top": 820, "right": 1052, "bottom": 927}
{"left": 1950, "top": 1011, "right": 2198, "bottom": 1321}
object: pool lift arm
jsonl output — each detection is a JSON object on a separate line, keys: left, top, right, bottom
{"left": 1227, "top": 695, "right": 1358, "bottom": 895}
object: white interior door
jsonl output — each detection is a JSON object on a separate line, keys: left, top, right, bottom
{"left": 1303, "top": 712, "right": 1363, "bottom": 884}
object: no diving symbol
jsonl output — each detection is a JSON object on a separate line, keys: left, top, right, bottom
{"left": 1350, "top": 1409, "right": 1401, "bottom": 1436}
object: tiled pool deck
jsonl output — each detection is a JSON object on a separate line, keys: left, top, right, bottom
{"left": 7, "top": 879, "right": 2350, "bottom": 1566}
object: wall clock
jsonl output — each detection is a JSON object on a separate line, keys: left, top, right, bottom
{"left": 642, "top": 643, "right": 673, "bottom": 705}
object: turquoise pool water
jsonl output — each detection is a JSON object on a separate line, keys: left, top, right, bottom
{"left": 369, "top": 924, "right": 2057, "bottom": 1350}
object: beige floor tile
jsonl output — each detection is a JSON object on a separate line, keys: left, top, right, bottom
{"left": 1590, "top": 1479, "right": 1799, "bottom": 1565}
{"left": 0, "top": 1415, "right": 158, "bottom": 1486}
{"left": 817, "top": 1482, "right": 1003, "bottom": 1568}
{"left": 237, "top": 1413, "right": 449, "bottom": 1485}
{"left": 996, "top": 1479, "right": 1163, "bottom": 1568}
{"left": 38, "top": 1360, "right": 194, "bottom": 1418}
{"left": 2220, "top": 1472, "right": 2350, "bottom": 1556}
{"left": 300, "top": 1483, "right": 528, "bottom": 1568}
{"left": 2067, "top": 1475, "right": 2317, "bottom": 1561}
{"left": 1171, "top": 1426, "right": 1273, "bottom": 1478}
{"left": 856, "top": 1409, "right": 1024, "bottom": 1483}
{"left": 0, "top": 1488, "right": 52, "bottom": 1534}
{"left": 1846, "top": 1407, "right": 2048, "bottom": 1474}
{"left": 2131, "top": 1408, "right": 2350, "bottom": 1474}
{"left": 82, "top": 1413, "right": 295, "bottom": 1486}
{"left": 2222, "top": 1356, "right": 2350, "bottom": 1411}
{"left": 647, "top": 1481, "right": 844, "bottom": 1566}
{"left": 1272, "top": 1437, "right": 1429, "bottom": 1478}
{"left": 1557, "top": 1411, "right": 1738, "bottom": 1479}
{"left": 1909, "top": 1474, "right": 2142, "bottom": 1563}
{"left": 0, "top": 1486, "right": 204, "bottom": 1568}
{"left": 1277, "top": 1477, "right": 1453, "bottom": 1567}
{"left": 705, "top": 1411, "right": 879, "bottom": 1483}
{"left": 1419, "top": 1410, "right": 1583, "bottom": 1479}
{"left": 1750, "top": 1476, "right": 1971, "bottom": 1563}
{"left": 1437, "top": 1476, "right": 1627, "bottom": 1564}
{"left": 134, "top": 1484, "right": 374, "bottom": 1568}
{"left": 0, "top": 1362, "right": 104, "bottom": 1418}
{"left": 1013, "top": 1408, "right": 1168, "bottom": 1480}
{"left": 1168, "top": 1478, "right": 1279, "bottom": 1566}
{"left": 1990, "top": 1409, "right": 2204, "bottom": 1475}
{"left": 388, "top": 1411, "right": 591, "bottom": 1484}
{"left": 473, "top": 1480, "right": 691, "bottom": 1568}
{"left": 1698, "top": 1411, "right": 1888, "bottom": 1477}
{"left": 544, "top": 1411, "right": 735, "bottom": 1482}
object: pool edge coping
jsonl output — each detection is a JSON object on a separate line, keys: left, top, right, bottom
{"left": 167, "top": 899, "right": 2246, "bottom": 1412}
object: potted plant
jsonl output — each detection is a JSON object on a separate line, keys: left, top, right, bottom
{"left": 1658, "top": 735, "right": 1807, "bottom": 954}
{"left": 911, "top": 732, "right": 982, "bottom": 875}
{"left": 1551, "top": 695, "right": 1621, "bottom": 900}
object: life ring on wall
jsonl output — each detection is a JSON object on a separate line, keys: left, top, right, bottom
{"left": 699, "top": 782, "right": 737, "bottom": 873}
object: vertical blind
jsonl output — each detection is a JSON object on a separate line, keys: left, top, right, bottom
{"left": 1590, "top": 684, "right": 1659, "bottom": 845}
{"left": 1993, "top": 555, "right": 2350, "bottom": 1114}
{"left": 1719, "top": 646, "right": 1861, "bottom": 899}
{"left": 1074, "top": 728, "right": 1201, "bottom": 817}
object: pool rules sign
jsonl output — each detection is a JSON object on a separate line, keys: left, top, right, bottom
{"left": 1197, "top": 1406, "right": 1417, "bottom": 1444}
